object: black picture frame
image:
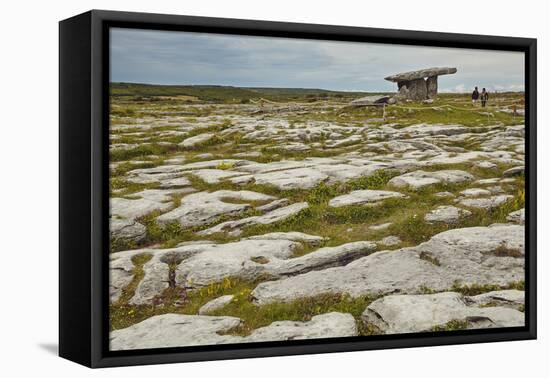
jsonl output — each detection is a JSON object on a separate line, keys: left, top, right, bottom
{"left": 59, "top": 9, "right": 537, "bottom": 368}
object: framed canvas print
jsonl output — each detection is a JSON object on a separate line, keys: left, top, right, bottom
{"left": 59, "top": 10, "right": 536, "bottom": 368}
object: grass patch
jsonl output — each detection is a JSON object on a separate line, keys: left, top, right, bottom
{"left": 110, "top": 143, "right": 178, "bottom": 162}
{"left": 110, "top": 237, "right": 138, "bottom": 253}
{"left": 492, "top": 242, "right": 523, "bottom": 258}
{"left": 450, "top": 281, "right": 524, "bottom": 296}
{"left": 431, "top": 319, "right": 469, "bottom": 332}
{"left": 419, "top": 252, "right": 441, "bottom": 266}
{"left": 115, "top": 253, "right": 153, "bottom": 304}
{"left": 216, "top": 161, "right": 237, "bottom": 170}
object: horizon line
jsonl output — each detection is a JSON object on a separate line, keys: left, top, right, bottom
{"left": 110, "top": 81, "right": 525, "bottom": 94}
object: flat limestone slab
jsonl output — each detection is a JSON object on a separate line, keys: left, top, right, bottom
{"left": 110, "top": 312, "right": 358, "bottom": 350}
{"left": 110, "top": 237, "right": 376, "bottom": 305}
{"left": 350, "top": 95, "right": 390, "bottom": 106}
{"left": 178, "top": 133, "right": 214, "bottom": 148}
{"left": 328, "top": 190, "right": 407, "bottom": 208}
{"left": 110, "top": 197, "right": 173, "bottom": 221}
{"left": 507, "top": 208, "right": 525, "bottom": 225}
{"left": 198, "top": 295, "right": 235, "bottom": 315}
{"left": 198, "top": 202, "right": 308, "bottom": 236}
{"left": 362, "top": 291, "right": 524, "bottom": 334}
{"left": 424, "top": 205, "right": 471, "bottom": 224}
{"left": 110, "top": 218, "right": 147, "bottom": 242}
{"left": 251, "top": 225, "right": 524, "bottom": 305}
{"left": 385, "top": 67, "right": 457, "bottom": 82}
{"left": 388, "top": 170, "right": 474, "bottom": 189}
{"left": 458, "top": 195, "right": 513, "bottom": 210}
{"left": 156, "top": 190, "right": 277, "bottom": 228}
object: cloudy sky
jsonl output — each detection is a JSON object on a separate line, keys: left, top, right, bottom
{"left": 110, "top": 28, "right": 524, "bottom": 93}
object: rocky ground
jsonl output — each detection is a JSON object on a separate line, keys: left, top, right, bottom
{"left": 109, "top": 92, "right": 525, "bottom": 350}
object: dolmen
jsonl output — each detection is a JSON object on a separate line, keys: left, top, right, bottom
{"left": 384, "top": 67, "right": 457, "bottom": 101}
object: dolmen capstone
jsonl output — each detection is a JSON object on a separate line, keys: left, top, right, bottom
{"left": 385, "top": 67, "right": 457, "bottom": 101}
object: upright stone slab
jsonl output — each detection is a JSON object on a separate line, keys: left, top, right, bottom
{"left": 427, "top": 76, "right": 438, "bottom": 98}
{"left": 405, "top": 79, "right": 428, "bottom": 101}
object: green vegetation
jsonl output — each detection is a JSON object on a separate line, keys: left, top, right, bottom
{"left": 431, "top": 319, "right": 469, "bottom": 332}
{"left": 111, "top": 82, "right": 370, "bottom": 103}
{"left": 450, "top": 281, "right": 525, "bottom": 296}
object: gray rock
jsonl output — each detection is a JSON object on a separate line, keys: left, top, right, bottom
{"left": 189, "top": 169, "right": 248, "bottom": 184}
{"left": 378, "top": 236, "right": 402, "bottom": 247}
{"left": 475, "top": 161, "right": 498, "bottom": 169}
{"left": 179, "top": 133, "right": 214, "bottom": 148}
{"left": 468, "top": 290, "right": 524, "bottom": 309}
{"left": 426, "top": 77, "right": 438, "bottom": 98}
{"left": 328, "top": 190, "right": 406, "bottom": 208}
{"left": 506, "top": 208, "right": 525, "bottom": 225}
{"left": 176, "top": 239, "right": 376, "bottom": 291}
{"left": 424, "top": 206, "right": 471, "bottom": 224}
{"left": 369, "top": 222, "right": 393, "bottom": 231}
{"left": 256, "top": 198, "right": 290, "bottom": 212}
{"left": 503, "top": 166, "right": 524, "bottom": 177}
{"left": 350, "top": 96, "right": 390, "bottom": 106}
{"left": 315, "top": 163, "right": 390, "bottom": 183}
{"left": 378, "top": 235, "right": 401, "bottom": 247}
{"left": 251, "top": 225, "right": 524, "bottom": 305}
{"left": 245, "top": 312, "right": 358, "bottom": 342}
{"left": 159, "top": 177, "right": 195, "bottom": 189}
{"left": 110, "top": 196, "right": 173, "bottom": 221}
{"left": 388, "top": 170, "right": 474, "bottom": 189}
{"left": 195, "top": 153, "right": 214, "bottom": 159}
{"left": 400, "top": 78, "right": 428, "bottom": 101}
{"left": 156, "top": 190, "right": 277, "bottom": 229}
{"left": 385, "top": 67, "right": 458, "bottom": 82}
{"left": 401, "top": 124, "right": 469, "bottom": 137}
{"left": 435, "top": 191, "right": 454, "bottom": 198}
{"left": 110, "top": 314, "right": 243, "bottom": 350}
{"left": 109, "top": 250, "right": 150, "bottom": 302}
{"left": 198, "top": 202, "right": 308, "bottom": 236}
{"left": 245, "top": 232, "right": 327, "bottom": 246}
{"left": 325, "top": 135, "right": 363, "bottom": 148}
{"left": 237, "top": 167, "right": 329, "bottom": 190}
{"left": 459, "top": 188, "right": 492, "bottom": 197}
{"left": 177, "top": 159, "right": 253, "bottom": 171}
{"left": 476, "top": 178, "right": 501, "bottom": 185}
{"left": 126, "top": 165, "right": 191, "bottom": 185}
{"left": 198, "top": 295, "right": 235, "bottom": 315}
{"left": 487, "top": 185, "right": 504, "bottom": 194}
{"left": 458, "top": 195, "right": 513, "bottom": 209}
{"left": 110, "top": 312, "right": 357, "bottom": 350}
{"left": 132, "top": 239, "right": 298, "bottom": 304}
{"left": 110, "top": 218, "right": 147, "bottom": 242}
{"left": 362, "top": 291, "right": 524, "bottom": 334}
{"left": 268, "top": 241, "right": 377, "bottom": 277}
{"left": 116, "top": 238, "right": 376, "bottom": 305}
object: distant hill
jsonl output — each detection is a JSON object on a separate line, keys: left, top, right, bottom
{"left": 110, "top": 82, "right": 377, "bottom": 103}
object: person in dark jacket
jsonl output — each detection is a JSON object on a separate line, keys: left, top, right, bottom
{"left": 472, "top": 86, "right": 480, "bottom": 106}
{"left": 480, "top": 88, "right": 489, "bottom": 107}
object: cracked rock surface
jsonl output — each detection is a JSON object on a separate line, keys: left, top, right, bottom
{"left": 362, "top": 291, "right": 524, "bottom": 334}
{"left": 109, "top": 92, "right": 526, "bottom": 349}
{"left": 250, "top": 225, "right": 524, "bottom": 305}
{"left": 110, "top": 312, "right": 357, "bottom": 350}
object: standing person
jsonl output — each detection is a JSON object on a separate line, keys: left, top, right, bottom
{"left": 471, "top": 86, "right": 480, "bottom": 106}
{"left": 481, "top": 88, "right": 489, "bottom": 107}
